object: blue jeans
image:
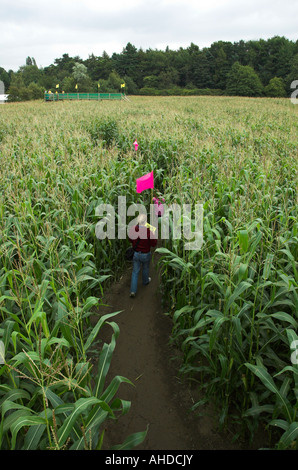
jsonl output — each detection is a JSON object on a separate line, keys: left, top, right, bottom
{"left": 130, "top": 251, "right": 151, "bottom": 294}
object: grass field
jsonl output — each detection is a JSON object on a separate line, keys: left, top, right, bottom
{"left": 0, "top": 95, "right": 297, "bottom": 449}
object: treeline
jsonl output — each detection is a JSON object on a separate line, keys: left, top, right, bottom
{"left": 1, "top": 36, "right": 298, "bottom": 101}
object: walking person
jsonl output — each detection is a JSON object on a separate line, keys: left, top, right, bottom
{"left": 128, "top": 213, "right": 157, "bottom": 297}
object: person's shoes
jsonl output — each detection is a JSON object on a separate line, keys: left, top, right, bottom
{"left": 144, "top": 277, "right": 151, "bottom": 286}
{"left": 130, "top": 292, "right": 136, "bottom": 298}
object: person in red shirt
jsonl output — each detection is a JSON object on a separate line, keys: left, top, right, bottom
{"left": 128, "top": 213, "right": 157, "bottom": 297}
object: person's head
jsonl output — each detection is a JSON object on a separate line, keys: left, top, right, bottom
{"left": 137, "top": 213, "right": 147, "bottom": 226}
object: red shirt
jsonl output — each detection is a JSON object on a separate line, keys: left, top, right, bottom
{"left": 128, "top": 224, "right": 157, "bottom": 253}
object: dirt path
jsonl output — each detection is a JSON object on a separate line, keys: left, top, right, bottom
{"left": 93, "top": 252, "right": 241, "bottom": 451}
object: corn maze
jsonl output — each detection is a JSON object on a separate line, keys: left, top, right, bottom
{"left": 0, "top": 95, "right": 297, "bottom": 449}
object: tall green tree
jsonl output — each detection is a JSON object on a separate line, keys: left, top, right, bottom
{"left": 210, "top": 42, "right": 231, "bottom": 89}
{"left": 213, "top": 46, "right": 230, "bottom": 89}
{"left": 265, "top": 36, "right": 294, "bottom": 82}
{"left": 191, "top": 50, "right": 214, "bottom": 89}
{"left": 106, "top": 71, "right": 122, "bottom": 91}
{"left": 61, "top": 76, "right": 76, "bottom": 92}
{"left": 19, "top": 64, "right": 42, "bottom": 86}
{"left": 265, "top": 77, "right": 287, "bottom": 97}
{"left": 7, "top": 73, "right": 27, "bottom": 101}
{"left": 27, "top": 82, "right": 44, "bottom": 99}
{"left": 85, "top": 53, "right": 102, "bottom": 81}
{"left": 113, "top": 43, "right": 138, "bottom": 76}
{"left": 55, "top": 54, "right": 79, "bottom": 75}
{"left": 67, "top": 62, "right": 92, "bottom": 91}
{"left": 84, "top": 51, "right": 113, "bottom": 81}
{"left": 72, "top": 62, "right": 86, "bottom": 80}
{"left": 226, "top": 62, "right": 264, "bottom": 96}
{"left": 173, "top": 47, "right": 192, "bottom": 87}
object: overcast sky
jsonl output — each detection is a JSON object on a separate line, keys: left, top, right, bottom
{"left": 1, "top": 0, "right": 297, "bottom": 71}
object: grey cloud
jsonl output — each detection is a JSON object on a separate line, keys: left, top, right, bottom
{"left": 0, "top": 0, "right": 297, "bottom": 71}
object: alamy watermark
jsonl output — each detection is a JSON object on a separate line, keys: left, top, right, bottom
{"left": 290, "top": 80, "right": 298, "bottom": 104}
{"left": 290, "top": 340, "right": 298, "bottom": 365}
{"left": 0, "top": 340, "right": 4, "bottom": 364}
{"left": 95, "top": 196, "right": 203, "bottom": 251}
{"left": 0, "top": 80, "right": 6, "bottom": 104}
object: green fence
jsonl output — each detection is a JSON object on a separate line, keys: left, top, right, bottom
{"left": 44, "top": 93, "right": 124, "bottom": 101}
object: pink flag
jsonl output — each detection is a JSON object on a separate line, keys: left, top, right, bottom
{"left": 136, "top": 171, "right": 154, "bottom": 193}
{"left": 134, "top": 140, "right": 138, "bottom": 151}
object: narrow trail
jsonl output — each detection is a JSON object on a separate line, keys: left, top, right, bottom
{"left": 92, "top": 252, "right": 241, "bottom": 451}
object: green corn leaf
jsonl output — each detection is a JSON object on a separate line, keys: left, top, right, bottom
{"left": 93, "top": 322, "right": 119, "bottom": 398}
{"left": 110, "top": 397, "right": 131, "bottom": 415}
{"left": 11, "top": 330, "right": 32, "bottom": 353}
{"left": 243, "top": 404, "right": 275, "bottom": 417}
{"left": 55, "top": 404, "right": 75, "bottom": 415}
{"left": 56, "top": 299, "right": 75, "bottom": 347}
{"left": 225, "top": 281, "right": 252, "bottom": 313}
{"left": 82, "top": 296, "right": 100, "bottom": 313}
{"left": 111, "top": 428, "right": 148, "bottom": 450}
{"left": 269, "top": 311, "right": 298, "bottom": 329}
{"left": 45, "top": 388, "right": 81, "bottom": 442}
{"left": 209, "top": 315, "right": 229, "bottom": 352}
{"left": 247, "top": 231, "right": 262, "bottom": 262}
{"left": 279, "top": 422, "right": 298, "bottom": 449}
{"left": 57, "top": 397, "right": 113, "bottom": 447}
{"left": 70, "top": 405, "right": 109, "bottom": 450}
{"left": 2, "top": 410, "right": 29, "bottom": 436}
{"left": 95, "top": 429, "right": 105, "bottom": 450}
{"left": 24, "top": 423, "right": 47, "bottom": 450}
{"left": 45, "top": 336, "right": 71, "bottom": 349}
{"left": 100, "top": 375, "right": 133, "bottom": 403}
{"left": 262, "top": 253, "right": 274, "bottom": 280}
{"left": 274, "top": 365, "right": 298, "bottom": 379}
{"left": 3, "top": 320, "right": 15, "bottom": 352}
{"left": 24, "top": 409, "right": 52, "bottom": 450}
{"left": 232, "top": 316, "right": 243, "bottom": 347}
{"left": 269, "top": 419, "right": 289, "bottom": 431}
{"left": 206, "top": 271, "right": 224, "bottom": 291}
{"left": 218, "top": 354, "right": 228, "bottom": 379}
{"left": 237, "top": 229, "right": 249, "bottom": 254}
{"left": 173, "top": 305, "right": 195, "bottom": 323}
{"left": 279, "top": 248, "right": 295, "bottom": 262}
{"left": 245, "top": 363, "right": 293, "bottom": 423}
{"left": 1, "top": 400, "right": 32, "bottom": 417}
{"left": 236, "top": 263, "right": 249, "bottom": 283}
{"left": 26, "top": 308, "right": 50, "bottom": 339}
{"left": 11, "top": 415, "right": 47, "bottom": 450}
{"left": 11, "top": 351, "right": 39, "bottom": 367}
{"left": 84, "top": 311, "right": 122, "bottom": 352}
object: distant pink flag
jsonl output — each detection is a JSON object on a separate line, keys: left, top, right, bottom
{"left": 136, "top": 171, "right": 154, "bottom": 193}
